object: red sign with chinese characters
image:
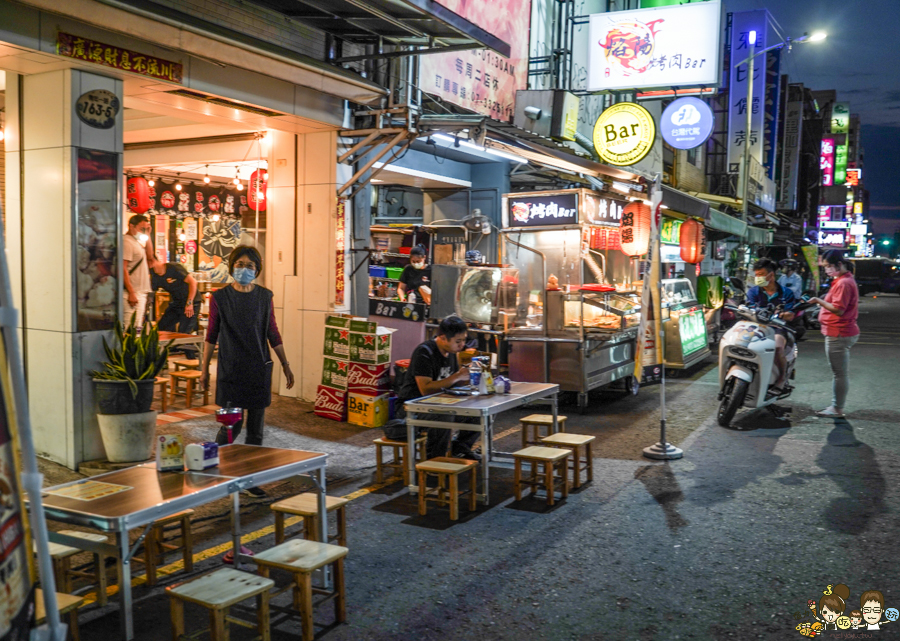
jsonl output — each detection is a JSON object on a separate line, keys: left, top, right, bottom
{"left": 845, "top": 168, "right": 861, "bottom": 187}
{"left": 57, "top": 33, "right": 183, "bottom": 84}
{"left": 335, "top": 199, "right": 346, "bottom": 306}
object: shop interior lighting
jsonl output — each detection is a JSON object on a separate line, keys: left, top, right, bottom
{"left": 233, "top": 167, "right": 241, "bottom": 186}
{"left": 264, "top": 171, "right": 270, "bottom": 181}
{"left": 236, "top": 182, "right": 243, "bottom": 191}
{"left": 0, "top": 129, "right": 4, "bottom": 142}
{"left": 146, "top": 176, "right": 155, "bottom": 187}
{"left": 611, "top": 181, "right": 633, "bottom": 194}
{"left": 179, "top": 232, "right": 187, "bottom": 242}
{"left": 211, "top": 214, "right": 220, "bottom": 222}
{"left": 204, "top": 165, "right": 210, "bottom": 184}
{"left": 174, "top": 174, "right": 183, "bottom": 191}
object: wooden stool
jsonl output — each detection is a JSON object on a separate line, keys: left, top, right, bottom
{"left": 415, "top": 457, "right": 478, "bottom": 521}
{"left": 520, "top": 414, "right": 567, "bottom": 447}
{"left": 35, "top": 589, "right": 85, "bottom": 641}
{"left": 173, "top": 359, "right": 200, "bottom": 371}
{"left": 271, "top": 494, "right": 349, "bottom": 546}
{"left": 373, "top": 436, "right": 426, "bottom": 485}
{"left": 169, "top": 370, "right": 208, "bottom": 409}
{"left": 132, "top": 510, "right": 194, "bottom": 586}
{"left": 43, "top": 531, "right": 110, "bottom": 606}
{"left": 540, "top": 433, "right": 595, "bottom": 488}
{"left": 155, "top": 376, "right": 170, "bottom": 413}
{"left": 252, "top": 539, "right": 348, "bottom": 641}
{"left": 512, "top": 446, "right": 571, "bottom": 506}
{"left": 167, "top": 567, "right": 274, "bottom": 641}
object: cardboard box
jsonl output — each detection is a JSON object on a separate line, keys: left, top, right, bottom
{"left": 321, "top": 357, "right": 350, "bottom": 390}
{"left": 349, "top": 326, "right": 393, "bottom": 365}
{"left": 323, "top": 327, "right": 350, "bottom": 358}
{"left": 326, "top": 314, "right": 375, "bottom": 333}
{"left": 347, "top": 362, "right": 391, "bottom": 396}
{"left": 347, "top": 392, "right": 389, "bottom": 428}
{"left": 314, "top": 385, "right": 348, "bottom": 421}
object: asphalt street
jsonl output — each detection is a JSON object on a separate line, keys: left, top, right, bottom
{"left": 43, "top": 293, "right": 900, "bottom": 641}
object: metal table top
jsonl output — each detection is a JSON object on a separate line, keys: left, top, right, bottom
{"left": 38, "top": 445, "right": 327, "bottom": 531}
{"left": 404, "top": 382, "right": 559, "bottom": 417}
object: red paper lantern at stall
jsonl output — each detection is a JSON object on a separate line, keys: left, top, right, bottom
{"left": 679, "top": 218, "right": 707, "bottom": 264}
{"left": 126, "top": 176, "right": 151, "bottom": 214}
{"left": 619, "top": 202, "right": 651, "bottom": 256}
{"left": 248, "top": 169, "right": 267, "bottom": 212}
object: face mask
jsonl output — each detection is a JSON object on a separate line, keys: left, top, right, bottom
{"left": 412, "top": 262, "right": 426, "bottom": 270}
{"left": 754, "top": 276, "right": 768, "bottom": 286}
{"left": 233, "top": 267, "right": 256, "bottom": 285}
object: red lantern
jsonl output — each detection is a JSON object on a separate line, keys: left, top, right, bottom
{"left": 248, "top": 169, "right": 267, "bottom": 212}
{"left": 619, "top": 202, "right": 651, "bottom": 256}
{"left": 679, "top": 219, "right": 707, "bottom": 264}
{"left": 126, "top": 176, "right": 151, "bottom": 214}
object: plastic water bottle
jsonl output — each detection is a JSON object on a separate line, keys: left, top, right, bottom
{"left": 408, "top": 292, "right": 416, "bottom": 304}
{"left": 469, "top": 358, "right": 482, "bottom": 394}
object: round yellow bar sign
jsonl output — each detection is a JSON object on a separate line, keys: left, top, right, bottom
{"left": 592, "top": 102, "right": 656, "bottom": 166}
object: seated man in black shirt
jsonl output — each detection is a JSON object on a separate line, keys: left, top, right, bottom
{"left": 149, "top": 255, "right": 201, "bottom": 357}
{"left": 399, "top": 315, "right": 481, "bottom": 461}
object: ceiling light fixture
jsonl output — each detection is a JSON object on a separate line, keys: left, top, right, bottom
{"left": 175, "top": 174, "right": 183, "bottom": 191}
{"left": 204, "top": 165, "right": 210, "bottom": 184}
{"left": 146, "top": 175, "right": 155, "bottom": 187}
{"left": 233, "top": 166, "right": 241, "bottom": 186}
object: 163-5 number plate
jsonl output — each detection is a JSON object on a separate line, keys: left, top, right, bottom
{"left": 75, "top": 89, "right": 120, "bottom": 129}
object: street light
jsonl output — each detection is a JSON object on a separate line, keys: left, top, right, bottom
{"left": 883, "top": 239, "right": 892, "bottom": 246}
{"left": 736, "top": 30, "right": 827, "bottom": 223}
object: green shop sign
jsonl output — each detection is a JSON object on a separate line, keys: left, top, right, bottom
{"left": 679, "top": 308, "right": 708, "bottom": 356}
{"left": 660, "top": 217, "right": 682, "bottom": 245}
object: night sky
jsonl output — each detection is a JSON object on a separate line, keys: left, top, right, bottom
{"left": 725, "top": 0, "right": 900, "bottom": 236}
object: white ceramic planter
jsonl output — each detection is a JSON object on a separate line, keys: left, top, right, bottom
{"left": 97, "top": 411, "right": 158, "bottom": 462}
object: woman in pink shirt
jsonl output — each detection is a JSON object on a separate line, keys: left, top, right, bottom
{"left": 809, "top": 250, "right": 859, "bottom": 418}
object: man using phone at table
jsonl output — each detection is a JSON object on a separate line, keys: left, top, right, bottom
{"left": 398, "top": 315, "right": 482, "bottom": 461}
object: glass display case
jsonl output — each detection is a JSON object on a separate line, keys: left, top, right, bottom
{"left": 660, "top": 278, "right": 711, "bottom": 369}
{"left": 548, "top": 290, "right": 641, "bottom": 335}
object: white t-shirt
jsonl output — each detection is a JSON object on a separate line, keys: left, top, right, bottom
{"left": 123, "top": 233, "right": 151, "bottom": 293}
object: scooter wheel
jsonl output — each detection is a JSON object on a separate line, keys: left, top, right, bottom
{"left": 717, "top": 378, "right": 749, "bottom": 427}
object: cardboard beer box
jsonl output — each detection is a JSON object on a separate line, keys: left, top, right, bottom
{"left": 314, "top": 385, "right": 348, "bottom": 421}
{"left": 347, "top": 362, "right": 391, "bottom": 396}
{"left": 325, "top": 313, "right": 354, "bottom": 329}
{"left": 326, "top": 314, "right": 375, "bottom": 333}
{"left": 348, "top": 326, "right": 393, "bottom": 365}
{"left": 347, "top": 392, "right": 389, "bottom": 428}
{"left": 349, "top": 318, "right": 377, "bottom": 334}
{"left": 321, "top": 356, "right": 350, "bottom": 390}
{"left": 323, "top": 327, "right": 350, "bottom": 359}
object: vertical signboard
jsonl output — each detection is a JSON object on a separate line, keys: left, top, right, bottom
{"left": 727, "top": 10, "right": 768, "bottom": 174}
{"left": 820, "top": 138, "right": 835, "bottom": 187}
{"left": 831, "top": 102, "right": 850, "bottom": 133}
{"left": 763, "top": 48, "right": 781, "bottom": 179}
{"left": 777, "top": 101, "right": 803, "bottom": 211}
{"left": 335, "top": 199, "right": 346, "bottom": 306}
{"left": 0, "top": 335, "right": 35, "bottom": 640}
{"left": 834, "top": 135, "right": 848, "bottom": 185}
{"left": 420, "top": 0, "right": 531, "bottom": 121}
{"left": 75, "top": 149, "right": 119, "bottom": 332}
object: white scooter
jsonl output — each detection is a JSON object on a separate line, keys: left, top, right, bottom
{"left": 716, "top": 300, "right": 815, "bottom": 426}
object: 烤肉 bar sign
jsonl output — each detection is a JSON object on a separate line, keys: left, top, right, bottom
{"left": 57, "top": 33, "right": 183, "bottom": 84}
{"left": 507, "top": 193, "right": 578, "bottom": 228}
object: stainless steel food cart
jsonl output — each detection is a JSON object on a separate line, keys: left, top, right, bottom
{"left": 499, "top": 189, "right": 643, "bottom": 409}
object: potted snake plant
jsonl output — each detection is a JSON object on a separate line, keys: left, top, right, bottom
{"left": 90, "top": 317, "right": 172, "bottom": 462}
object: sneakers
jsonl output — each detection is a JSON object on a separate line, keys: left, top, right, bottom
{"left": 242, "top": 486, "right": 267, "bottom": 498}
{"left": 816, "top": 406, "right": 845, "bottom": 418}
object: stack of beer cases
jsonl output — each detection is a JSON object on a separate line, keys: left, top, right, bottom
{"left": 315, "top": 315, "right": 393, "bottom": 427}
